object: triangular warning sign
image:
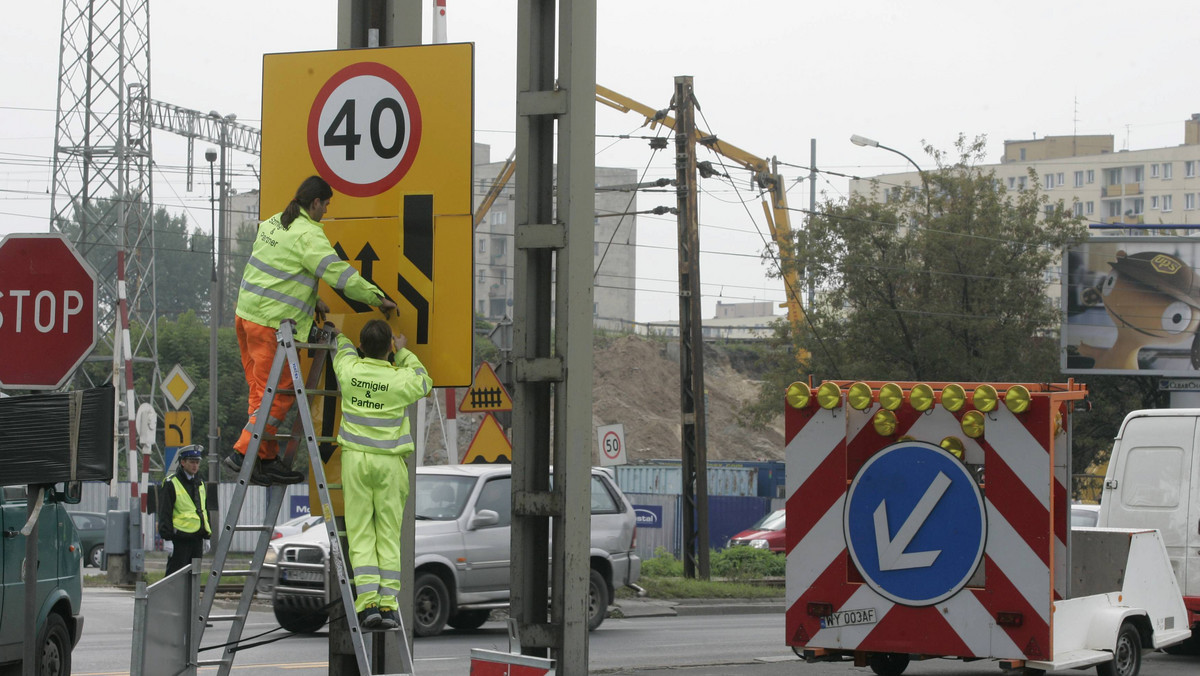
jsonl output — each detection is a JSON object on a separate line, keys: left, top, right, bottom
{"left": 460, "top": 362, "right": 513, "bottom": 413}
{"left": 461, "top": 413, "right": 512, "bottom": 464}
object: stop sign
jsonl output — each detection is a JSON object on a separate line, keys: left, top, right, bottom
{"left": 0, "top": 233, "right": 98, "bottom": 390}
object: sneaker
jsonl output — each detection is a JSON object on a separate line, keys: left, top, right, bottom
{"left": 257, "top": 457, "right": 306, "bottom": 485}
{"left": 357, "top": 605, "right": 382, "bottom": 629}
{"left": 378, "top": 609, "right": 399, "bottom": 630}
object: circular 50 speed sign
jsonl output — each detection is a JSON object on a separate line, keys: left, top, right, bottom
{"left": 307, "top": 62, "right": 423, "bottom": 197}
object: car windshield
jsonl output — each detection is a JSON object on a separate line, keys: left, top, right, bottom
{"left": 747, "top": 509, "right": 785, "bottom": 532}
{"left": 415, "top": 475, "right": 477, "bottom": 520}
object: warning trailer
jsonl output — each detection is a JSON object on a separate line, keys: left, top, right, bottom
{"left": 784, "top": 380, "right": 1190, "bottom": 676}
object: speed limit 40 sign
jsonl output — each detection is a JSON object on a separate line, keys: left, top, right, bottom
{"left": 261, "top": 44, "right": 473, "bottom": 386}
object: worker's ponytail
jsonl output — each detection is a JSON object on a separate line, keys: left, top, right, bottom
{"left": 280, "top": 176, "right": 333, "bottom": 228}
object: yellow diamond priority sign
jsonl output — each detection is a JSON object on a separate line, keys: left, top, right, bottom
{"left": 161, "top": 364, "right": 196, "bottom": 410}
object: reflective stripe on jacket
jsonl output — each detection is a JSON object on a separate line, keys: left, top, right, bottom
{"left": 332, "top": 333, "right": 432, "bottom": 456}
{"left": 168, "top": 474, "right": 210, "bottom": 535}
{"left": 235, "top": 209, "right": 384, "bottom": 339}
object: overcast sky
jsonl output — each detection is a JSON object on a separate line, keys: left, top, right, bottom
{"left": 4, "top": 1, "right": 1199, "bottom": 323}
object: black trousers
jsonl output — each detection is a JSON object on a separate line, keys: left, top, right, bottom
{"left": 166, "top": 532, "right": 207, "bottom": 576}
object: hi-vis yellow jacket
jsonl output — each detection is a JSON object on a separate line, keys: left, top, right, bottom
{"left": 332, "top": 334, "right": 432, "bottom": 456}
{"left": 235, "top": 209, "right": 384, "bottom": 339}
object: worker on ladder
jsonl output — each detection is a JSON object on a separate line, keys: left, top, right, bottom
{"left": 225, "top": 176, "right": 397, "bottom": 485}
{"left": 327, "top": 318, "right": 431, "bottom": 629}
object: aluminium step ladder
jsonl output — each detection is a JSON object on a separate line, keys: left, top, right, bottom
{"left": 194, "top": 319, "right": 414, "bottom": 676}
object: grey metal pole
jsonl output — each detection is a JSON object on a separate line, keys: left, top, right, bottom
{"left": 809, "top": 138, "right": 816, "bottom": 310}
{"left": 206, "top": 150, "right": 219, "bottom": 522}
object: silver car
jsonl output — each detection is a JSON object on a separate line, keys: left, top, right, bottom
{"left": 261, "top": 464, "right": 641, "bottom": 637}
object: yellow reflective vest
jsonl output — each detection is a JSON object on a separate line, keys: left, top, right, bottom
{"left": 332, "top": 334, "right": 432, "bottom": 456}
{"left": 167, "top": 474, "right": 210, "bottom": 535}
{"left": 235, "top": 209, "right": 385, "bottom": 340}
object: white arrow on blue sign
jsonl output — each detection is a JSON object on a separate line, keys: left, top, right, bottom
{"left": 843, "top": 441, "right": 986, "bottom": 606}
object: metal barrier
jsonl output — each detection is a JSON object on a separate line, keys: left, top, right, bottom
{"left": 131, "top": 558, "right": 201, "bottom": 676}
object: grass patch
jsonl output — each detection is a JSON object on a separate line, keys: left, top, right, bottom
{"left": 620, "top": 546, "right": 785, "bottom": 599}
{"left": 618, "top": 576, "right": 783, "bottom": 600}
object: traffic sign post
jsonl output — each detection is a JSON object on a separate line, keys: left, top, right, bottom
{"left": 262, "top": 44, "right": 474, "bottom": 386}
{"left": 0, "top": 233, "right": 99, "bottom": 390}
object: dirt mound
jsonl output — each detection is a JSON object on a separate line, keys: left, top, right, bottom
{"left": 425, "top": 334, "right": 784, "bottom": 464}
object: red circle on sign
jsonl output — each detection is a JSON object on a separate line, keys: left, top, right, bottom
{"left": 0, "top": 234, "right": 98, "bottom": 389}
{"left": 602, "top": 431, "right": 621, "bottom": 459}
{"left": 307, "top": 61, "right": 423, "bottom": 198}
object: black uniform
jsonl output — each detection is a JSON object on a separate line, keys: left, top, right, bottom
{"left": 158, "top": 470, "right": 211, "bottom": 576}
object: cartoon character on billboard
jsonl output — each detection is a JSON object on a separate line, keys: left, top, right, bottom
{"left": 1079, "top": 250, "right": 1200, "bottom": 370}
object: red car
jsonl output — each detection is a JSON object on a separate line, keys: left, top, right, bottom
{"left": 726, "top": 508, "right": 785, "bottom": 553}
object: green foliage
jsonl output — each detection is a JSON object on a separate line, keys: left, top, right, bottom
{"left": 641, "top": 546, "right": 685, "bottom": 577}
{"left": 710, "top": 546, "right": 786, "bottom": 580}
{"left": 752, "top": 135, "right": 1098, "bottom": 460}
{"left": 620, "top": 576, "right": 783, "bottom": 600}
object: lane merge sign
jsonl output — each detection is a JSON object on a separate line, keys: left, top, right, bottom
{"left": 843, "top": 441, "right": 986, "bottom": 606}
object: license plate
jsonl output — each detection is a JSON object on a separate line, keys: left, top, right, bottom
{"left": 281, "top": 569, "right": 322, "bottom": 583}
{"left": 820, "top": 608, "right": 877, "bottom": 629}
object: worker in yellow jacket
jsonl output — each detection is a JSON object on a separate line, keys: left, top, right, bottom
{"left": 226, "top": 175, "right": 396, "bottom": 485}
{"left": 328, "top": 318, "right": 431, "bottom": 629}
{"left": 158, "top": 445, "right": 211, "bottom": 576}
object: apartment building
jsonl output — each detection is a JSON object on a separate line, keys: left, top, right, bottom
{"left": 850, "top": 114, "right": 1200, "bottom": 228}
{"left": 472, "top": 144, "right": 638, "bottom": 330}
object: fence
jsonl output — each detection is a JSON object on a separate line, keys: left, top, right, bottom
{"left": 70, "top": 481, "right": 311, "bottom": 552}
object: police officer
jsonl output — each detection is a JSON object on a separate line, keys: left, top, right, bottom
{"left": 225, "top": 175, "right": 397, "bottom": 485}
{"left": 159, "top": 445, "right": 211, "bottom": 576}
{"left": 328, "top": 318, "right": 431, "bottom": 629}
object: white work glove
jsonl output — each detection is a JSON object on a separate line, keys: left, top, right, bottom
{"left": 163, "top": 540, "right": 174, "bottom": 555}
{"left": 203, "top": 540, "right": 211, "bottom": 554}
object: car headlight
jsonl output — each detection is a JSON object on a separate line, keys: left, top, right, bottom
{"left": 749, "top": 538, "right": 769, "bottom": 549}
{"left": 264, "top": 548, "right": 278, "bottom": 565}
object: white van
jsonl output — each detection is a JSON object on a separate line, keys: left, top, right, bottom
{"left": 1099, "top": 408, "right": 1200, "bottom": 650}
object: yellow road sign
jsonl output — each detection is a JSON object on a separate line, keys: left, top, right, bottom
{"left": 460, "top": 362, "right": 512, "bottom": 413}
{"left": 164, "top": 411, "right": 191, "bottom": 448}
{"left": 161, "top": 364, "right": 196, "bottom": 409}
{"left": 262, "top": 44, "right": 474, "bottom": 386}
{"left": 461, "top": 413, "right": 512, "bottom": 464}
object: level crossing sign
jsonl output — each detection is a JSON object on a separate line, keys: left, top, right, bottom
{"left": 844, "top": 441, "right": 986, "bottom": 606}
{"left": 261, "top": 44, "right": 474, "bottom": 386}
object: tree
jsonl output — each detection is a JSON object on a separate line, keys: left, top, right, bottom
{"left": 791, "top": 134, "right": 1088, "bottom": 382}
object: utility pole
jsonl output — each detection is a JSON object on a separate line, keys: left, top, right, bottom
{"left": 673, "top": 75, "right": 710, "bottom": 580}
{"left": 809, "top": 138, "right": 817, "bottom": 310}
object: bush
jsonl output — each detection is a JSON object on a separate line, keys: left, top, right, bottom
{"left": 641, "top": 546, "right": 684, "bottom": 577}
{"left": 711, "top": 546, "right": 785, "bottom": 580}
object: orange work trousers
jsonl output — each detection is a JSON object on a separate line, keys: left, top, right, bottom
{"left": 234, "top": 317, "right": 295, "bottom": 459}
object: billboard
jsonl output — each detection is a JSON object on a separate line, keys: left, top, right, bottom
{"left": 1063, "top": 236, "right": 1200, "bottom": 375}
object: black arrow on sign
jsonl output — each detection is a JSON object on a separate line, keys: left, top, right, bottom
{"left": 396, "top": 274, "right": 429, "bottom": 344}
{"left": 329, "top": 242, "right": 397, "bottom": 313}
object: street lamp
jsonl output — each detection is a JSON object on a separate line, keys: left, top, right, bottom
{"left": 850, "top": 134, "right": 931, "bottom": 217}
{"left": 205, "top": 146, "right": 219, "bottom": 517}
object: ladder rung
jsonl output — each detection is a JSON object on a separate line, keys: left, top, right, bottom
{"left": 269, "top": 433, "right": 339, "bottom": 443}
{"left": 196, "top": 659, "right": 231, "bottom": 667}
{"left": 217, "top": 569, "right": 257, "bottom": 577}
{"left": 296, "top": 341, "right": 336, "bottom": 350}
{"left": 280, "top": 387, "right": 340, "bottom": 396}
{"left": 233, "top": 524, "right": 272, "bottom": 532}
{"left": 327, "top": 483, "right": 343, "bottom": 490}
{"left": 206, "top": 614, "right": 241, "bottom": 622}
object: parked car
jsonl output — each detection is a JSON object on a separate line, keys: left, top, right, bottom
{"left": 272, "top": 514, "right": 323, "bottom": 540}
{"left": 726, "top": 508, "right": 785, "bottom": 553}
{"left": 1071, "top": 502, "right": 1101, "bottom": 528}
{"left": 260, "top": 464, "right": 642, "bottom": 637}
{"left": 68, "top": 510, "right": 107, "bottom": 568}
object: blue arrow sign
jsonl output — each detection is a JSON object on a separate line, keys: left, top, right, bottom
{"left": 843, "top": 441, "right": 986, "bottom": 606}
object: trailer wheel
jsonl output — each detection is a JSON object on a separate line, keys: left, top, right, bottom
{"left": 868, "top": 652, "right": 909, "bottom": 676}
{"left": 1097, "top": 622, "right": 1141, "bottom": 676}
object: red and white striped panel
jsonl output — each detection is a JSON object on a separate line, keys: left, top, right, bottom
{"left": 786, "top": 390, "right": 1058, "bottom": 661}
